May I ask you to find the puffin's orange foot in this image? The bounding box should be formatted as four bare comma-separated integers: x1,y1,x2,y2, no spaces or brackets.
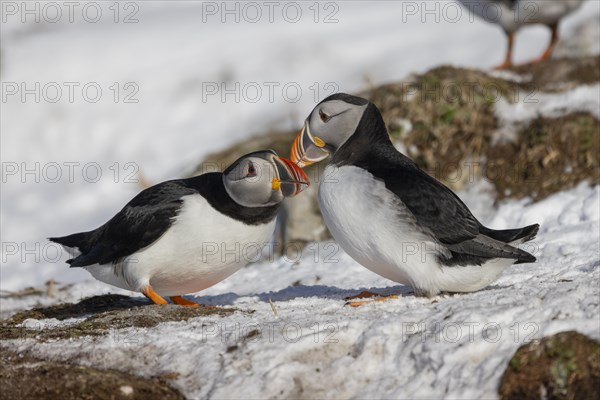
345,291,398,307
345,290,384,301
170,296,200,307
346,294,399,308
141,285,168,305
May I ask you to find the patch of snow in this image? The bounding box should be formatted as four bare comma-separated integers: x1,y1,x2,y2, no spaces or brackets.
1,183,598,399
17,317,83,329
492,83,600,144
487,70,532,83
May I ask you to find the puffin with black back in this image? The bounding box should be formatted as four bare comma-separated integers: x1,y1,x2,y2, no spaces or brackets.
50,150,309,306
291,93,539,305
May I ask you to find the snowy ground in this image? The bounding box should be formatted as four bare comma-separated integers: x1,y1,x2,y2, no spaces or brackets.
2,181,599,398
2,0,599,290
1,1,599,398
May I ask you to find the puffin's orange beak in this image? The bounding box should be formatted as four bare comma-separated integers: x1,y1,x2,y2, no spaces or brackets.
290,128,308,167
272,156,310,197
290,121,329,168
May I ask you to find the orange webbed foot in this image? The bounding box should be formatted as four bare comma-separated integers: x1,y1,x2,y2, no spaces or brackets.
170,296,201,307
344,291,398,307
141,285,168,305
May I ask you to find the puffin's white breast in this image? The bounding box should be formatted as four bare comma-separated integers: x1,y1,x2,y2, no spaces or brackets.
318,165,442,291
318,165,518,296
85,194,276,296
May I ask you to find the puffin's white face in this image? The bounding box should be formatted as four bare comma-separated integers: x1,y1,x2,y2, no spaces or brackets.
223,150,309,208
291,97,368,167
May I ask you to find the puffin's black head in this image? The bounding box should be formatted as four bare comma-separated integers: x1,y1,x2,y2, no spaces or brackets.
223,150,309,208
290,93,389,167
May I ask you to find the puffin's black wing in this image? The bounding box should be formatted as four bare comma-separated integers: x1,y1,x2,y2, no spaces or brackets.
366,156,480,245
362,150,537,264
50,176,208,267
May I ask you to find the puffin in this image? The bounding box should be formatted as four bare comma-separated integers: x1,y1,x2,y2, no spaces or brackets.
290,93,539,303
457,0,583,68
50,150,309,306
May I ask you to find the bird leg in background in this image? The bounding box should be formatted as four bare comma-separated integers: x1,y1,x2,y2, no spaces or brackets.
495,31,514,69
141,285,168,305
170,296,201,307
529,23,559,64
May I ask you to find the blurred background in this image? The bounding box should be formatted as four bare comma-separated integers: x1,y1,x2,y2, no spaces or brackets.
2,0,599,291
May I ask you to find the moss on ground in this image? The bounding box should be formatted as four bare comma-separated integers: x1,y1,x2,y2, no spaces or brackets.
0,294,236,342
0,346,184,399
490,112,599,199
499,331,600,400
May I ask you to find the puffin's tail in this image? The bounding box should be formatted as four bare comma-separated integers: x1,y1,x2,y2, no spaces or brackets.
480,223,539,245
49,232,92,266
478,223,540,264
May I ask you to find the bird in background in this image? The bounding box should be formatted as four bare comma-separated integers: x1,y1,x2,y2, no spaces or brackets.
457,0,584,68
291,93,539,306
50,151,309,306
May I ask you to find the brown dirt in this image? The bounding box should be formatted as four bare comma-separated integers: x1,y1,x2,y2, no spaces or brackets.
499,331,600,400
490,112,599,199
511,55,600,91
0,346,184,400
0,294,236,342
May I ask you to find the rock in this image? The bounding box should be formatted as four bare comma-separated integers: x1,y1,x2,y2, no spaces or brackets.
499,331,600,400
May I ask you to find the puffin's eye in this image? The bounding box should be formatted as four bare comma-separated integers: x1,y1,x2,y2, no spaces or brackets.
319,109,331,123
246,161,257,177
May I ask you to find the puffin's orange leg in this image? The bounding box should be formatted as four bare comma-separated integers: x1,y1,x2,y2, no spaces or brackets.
528,23,559,64
170,296,200,307
494,31,514,70
346,295,399,308
141,285,168,305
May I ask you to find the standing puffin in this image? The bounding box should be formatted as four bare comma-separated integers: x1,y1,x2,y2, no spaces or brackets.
457,0,583,68
291,93,539,302
50,151,309,306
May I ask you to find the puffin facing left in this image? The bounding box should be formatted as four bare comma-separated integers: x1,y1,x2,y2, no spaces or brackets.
50,150,309,306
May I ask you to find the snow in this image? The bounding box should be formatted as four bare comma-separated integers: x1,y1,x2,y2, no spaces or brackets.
2,182,599,399
493,83,600,141
1,1,599,398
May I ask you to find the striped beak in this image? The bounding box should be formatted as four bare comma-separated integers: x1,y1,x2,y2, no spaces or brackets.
272,156,310,197
290,120,329,168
